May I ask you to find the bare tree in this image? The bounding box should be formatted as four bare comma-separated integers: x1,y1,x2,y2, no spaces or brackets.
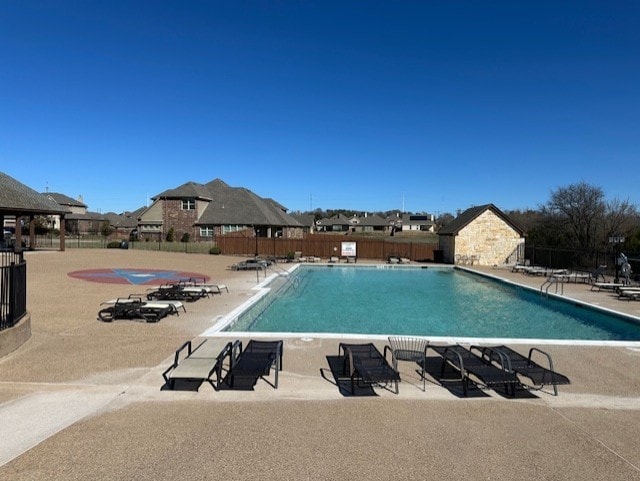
541,182,604,251
541,181,638,251
602,198,638,248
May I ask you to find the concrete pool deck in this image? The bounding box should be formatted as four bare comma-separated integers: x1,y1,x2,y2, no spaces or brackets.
1,250,640,479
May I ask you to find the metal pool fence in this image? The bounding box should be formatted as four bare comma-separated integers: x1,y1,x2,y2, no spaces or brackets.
0,250,26,331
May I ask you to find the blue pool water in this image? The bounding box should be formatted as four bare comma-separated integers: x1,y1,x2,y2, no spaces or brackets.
226,266,640,340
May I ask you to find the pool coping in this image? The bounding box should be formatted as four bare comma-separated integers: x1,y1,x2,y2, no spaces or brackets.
202,262,640,348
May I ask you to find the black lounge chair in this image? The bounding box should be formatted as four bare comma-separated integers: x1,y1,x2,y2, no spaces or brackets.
146,283,209,302
431,344,518,396
97,297,176,323
179,277,229,294
162,339,232,390
486,345,570,396
225,340,283,389
339,342,401,394
123,294,186,314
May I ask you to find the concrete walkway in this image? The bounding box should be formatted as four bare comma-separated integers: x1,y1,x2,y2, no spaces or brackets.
1,250,640,480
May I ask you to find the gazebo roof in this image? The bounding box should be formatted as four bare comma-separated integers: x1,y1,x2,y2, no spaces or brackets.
0,172,70,216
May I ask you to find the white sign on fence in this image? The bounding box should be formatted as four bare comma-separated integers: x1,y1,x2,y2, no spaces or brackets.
341,241,356,257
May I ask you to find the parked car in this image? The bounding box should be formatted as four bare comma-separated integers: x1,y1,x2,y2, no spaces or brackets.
1,227,19,249
231,258,271,271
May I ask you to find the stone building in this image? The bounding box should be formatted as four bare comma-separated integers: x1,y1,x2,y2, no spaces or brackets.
438,204,525,266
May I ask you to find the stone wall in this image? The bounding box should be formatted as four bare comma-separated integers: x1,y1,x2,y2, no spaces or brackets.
453,210,523,266
439,235,456,264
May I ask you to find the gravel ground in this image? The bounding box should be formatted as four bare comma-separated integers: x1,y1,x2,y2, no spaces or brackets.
1,249,640,480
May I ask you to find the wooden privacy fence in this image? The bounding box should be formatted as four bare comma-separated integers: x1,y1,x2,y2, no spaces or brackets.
214,234,437,262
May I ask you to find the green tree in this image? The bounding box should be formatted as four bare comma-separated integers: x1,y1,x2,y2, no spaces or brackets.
100,221,113,238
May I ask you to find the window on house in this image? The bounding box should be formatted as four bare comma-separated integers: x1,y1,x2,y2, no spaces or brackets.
199,227,214,237
141,224,161,232
222,224,247,233
182,199,196,210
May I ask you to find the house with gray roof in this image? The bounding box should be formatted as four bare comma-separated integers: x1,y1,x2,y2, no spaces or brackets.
349,214,392,233
43,193,103,235
315,214,352,233
438,203,525,266
316,213,396,234
44,193,87,213
137,178,303,241
290,213,316,234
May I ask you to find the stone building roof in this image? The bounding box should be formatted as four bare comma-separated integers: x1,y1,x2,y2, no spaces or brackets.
438,204,525,236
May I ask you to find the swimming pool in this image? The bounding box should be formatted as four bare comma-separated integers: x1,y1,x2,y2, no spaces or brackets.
221,265,640,341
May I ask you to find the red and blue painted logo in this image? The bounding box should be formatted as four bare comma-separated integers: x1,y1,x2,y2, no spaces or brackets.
68,268,209,285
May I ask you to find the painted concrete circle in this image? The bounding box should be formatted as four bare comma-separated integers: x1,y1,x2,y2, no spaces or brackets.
67,268,209,285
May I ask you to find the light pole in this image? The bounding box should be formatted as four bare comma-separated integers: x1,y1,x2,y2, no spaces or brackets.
254,225,259,258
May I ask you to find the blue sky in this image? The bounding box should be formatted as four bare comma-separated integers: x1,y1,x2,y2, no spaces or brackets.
1,1,639,216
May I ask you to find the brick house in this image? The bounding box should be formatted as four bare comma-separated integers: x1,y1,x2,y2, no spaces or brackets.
438,204,525,266
137,178,304,242
44,193,104,235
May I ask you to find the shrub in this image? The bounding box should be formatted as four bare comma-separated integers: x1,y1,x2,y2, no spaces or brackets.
181,232,190,243
166,227,175,242
107,241,122,248
209,246,222,255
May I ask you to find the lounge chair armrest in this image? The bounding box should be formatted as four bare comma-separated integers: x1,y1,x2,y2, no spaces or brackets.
162,340,193,383
338,343,355,376
383,345,394,364
161,365,174,383
441,347,465,373
528,347,555,371
174,340,193,363
472,345,512,371
230,340,243,369
213,342,233,390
